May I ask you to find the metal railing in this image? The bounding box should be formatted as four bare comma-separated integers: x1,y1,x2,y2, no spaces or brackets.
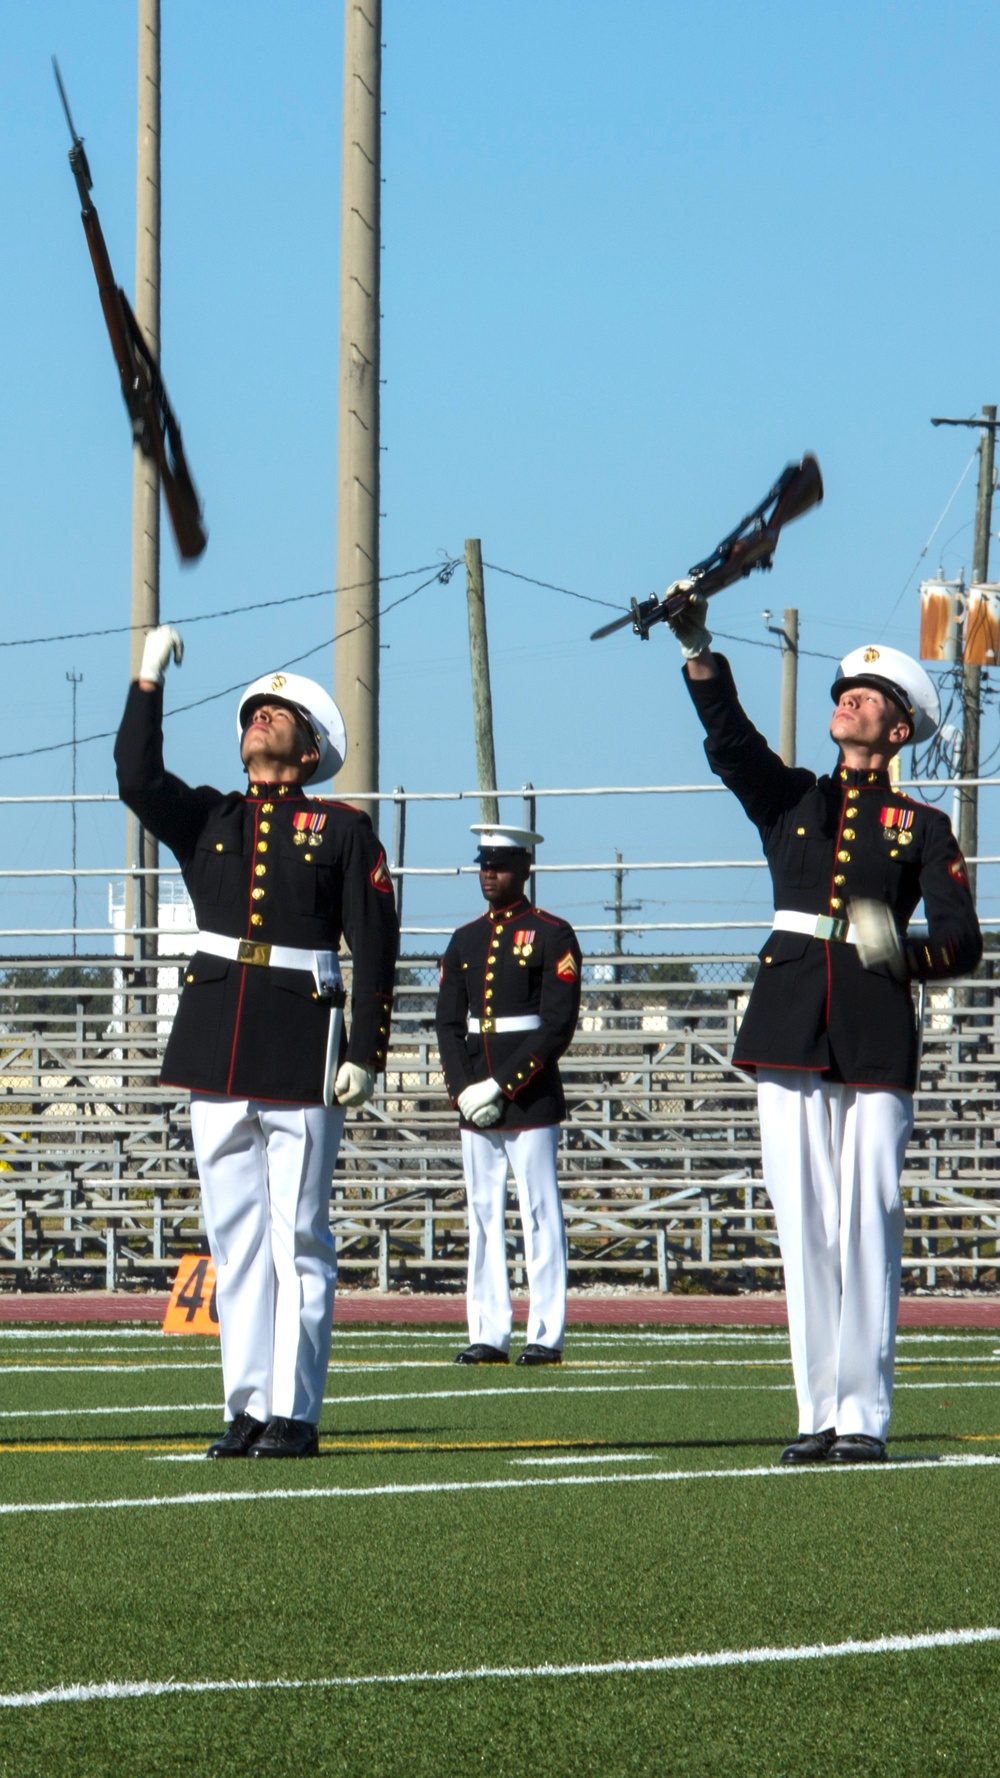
0,779,997,1293
0,951,997,1292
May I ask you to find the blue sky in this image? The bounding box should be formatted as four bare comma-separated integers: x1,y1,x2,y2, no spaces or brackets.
2,3,998,947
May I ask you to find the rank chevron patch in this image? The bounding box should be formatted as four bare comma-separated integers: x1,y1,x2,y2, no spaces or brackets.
556,950,579,982
370,854,394,894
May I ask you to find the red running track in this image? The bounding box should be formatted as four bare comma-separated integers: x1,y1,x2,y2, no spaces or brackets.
1,1292,1000,1328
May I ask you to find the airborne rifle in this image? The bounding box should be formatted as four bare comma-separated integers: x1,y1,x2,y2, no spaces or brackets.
591,454,823,642
53,59,207,562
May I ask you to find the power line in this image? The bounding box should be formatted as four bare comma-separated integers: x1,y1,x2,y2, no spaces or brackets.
712,627,841,664
0,563,458,764
878,450,978,637
484,561,843,659
483,561,625,613
0,560,456,652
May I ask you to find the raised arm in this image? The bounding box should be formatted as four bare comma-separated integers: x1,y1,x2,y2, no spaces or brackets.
114,682,222,866
683,652,815,833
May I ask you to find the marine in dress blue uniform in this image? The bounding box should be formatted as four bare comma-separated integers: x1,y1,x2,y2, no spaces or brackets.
115,628,399,1457
436,826,582,1364
666,595,981,1462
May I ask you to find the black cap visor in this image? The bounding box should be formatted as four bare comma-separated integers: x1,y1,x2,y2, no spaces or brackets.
240,695,318,745
477,847,531,869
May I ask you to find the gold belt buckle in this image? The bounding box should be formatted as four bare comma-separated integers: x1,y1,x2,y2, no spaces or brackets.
481,1017,495,1034
237,939,272,966
829,917,848,943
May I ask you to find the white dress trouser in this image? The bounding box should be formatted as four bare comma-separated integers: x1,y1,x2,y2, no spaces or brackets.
756,1070,913,1442
461,1125,567,1353
190,1096,345,1425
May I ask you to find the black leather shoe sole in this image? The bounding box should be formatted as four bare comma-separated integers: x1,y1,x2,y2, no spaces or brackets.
454,1345,509,1365
515,1346,563,1366
827,1434,887,1464
780,1429,837,1464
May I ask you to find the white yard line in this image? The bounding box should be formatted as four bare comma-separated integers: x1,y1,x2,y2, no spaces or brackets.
511,1453,658,1466
2,1452,999,1517
2,1624,998,1711
3,1374,998,1426
0,1364,219,1375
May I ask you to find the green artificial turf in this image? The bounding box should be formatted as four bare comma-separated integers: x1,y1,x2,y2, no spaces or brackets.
0,1323,998,1775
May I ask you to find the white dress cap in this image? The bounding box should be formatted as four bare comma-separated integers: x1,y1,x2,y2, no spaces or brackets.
237,673,348,782
831,645,941,744
470,823,544,851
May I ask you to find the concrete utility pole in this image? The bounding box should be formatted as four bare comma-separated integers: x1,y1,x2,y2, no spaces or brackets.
334,0,382,823
766,607,798,766
464,540,499,825
126,0,161,958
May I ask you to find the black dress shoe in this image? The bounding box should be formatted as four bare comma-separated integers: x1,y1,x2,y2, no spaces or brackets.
247,1417,319,1459
454,1344,509,1365
515,1344,563,1366
779,1428,837,1464
827,1433,888,1464
206,1412,268,1459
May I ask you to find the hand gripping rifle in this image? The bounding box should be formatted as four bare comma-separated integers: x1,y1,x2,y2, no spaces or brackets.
590,454,823,642
53,59,207,562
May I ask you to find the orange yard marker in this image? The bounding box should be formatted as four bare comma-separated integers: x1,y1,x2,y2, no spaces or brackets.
163,1256,220,1336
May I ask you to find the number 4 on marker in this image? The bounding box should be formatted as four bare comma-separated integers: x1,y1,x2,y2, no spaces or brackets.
163,1255,220,1336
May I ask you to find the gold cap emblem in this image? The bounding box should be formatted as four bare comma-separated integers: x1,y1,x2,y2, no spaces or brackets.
863,647,880,663
270,674,287,691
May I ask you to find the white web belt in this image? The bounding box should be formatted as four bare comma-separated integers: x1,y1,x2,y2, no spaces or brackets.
467,1015,543,1035
194,930,345,990
194,931,346,1111
771,910,858,945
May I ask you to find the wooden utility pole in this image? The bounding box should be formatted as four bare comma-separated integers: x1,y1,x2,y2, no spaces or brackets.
464,540,499,825
766,607,798,766
779,607,798,768
334,0,382,823
67,671,83,957
125,0,161,960
931,405,998,898
961,407,996,897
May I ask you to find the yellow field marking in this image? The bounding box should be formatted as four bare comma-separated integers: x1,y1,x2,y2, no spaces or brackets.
955,1433,1000,1442
0,1442,206,1455
0,1436,609,1458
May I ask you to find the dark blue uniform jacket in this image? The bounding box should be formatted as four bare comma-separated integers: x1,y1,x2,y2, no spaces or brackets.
115,684,399,1104
436,897,582,1129
686,656,982,1090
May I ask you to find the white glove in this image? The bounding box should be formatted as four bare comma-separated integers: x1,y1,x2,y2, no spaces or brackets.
664,585,712,661
458,1078,502,1122
470,1101,503,1129
848,899,907,981
334,1062,376,1107
139,625,184,685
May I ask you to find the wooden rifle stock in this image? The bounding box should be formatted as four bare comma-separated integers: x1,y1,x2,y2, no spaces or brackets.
591,454,823,641
55,59,207,562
